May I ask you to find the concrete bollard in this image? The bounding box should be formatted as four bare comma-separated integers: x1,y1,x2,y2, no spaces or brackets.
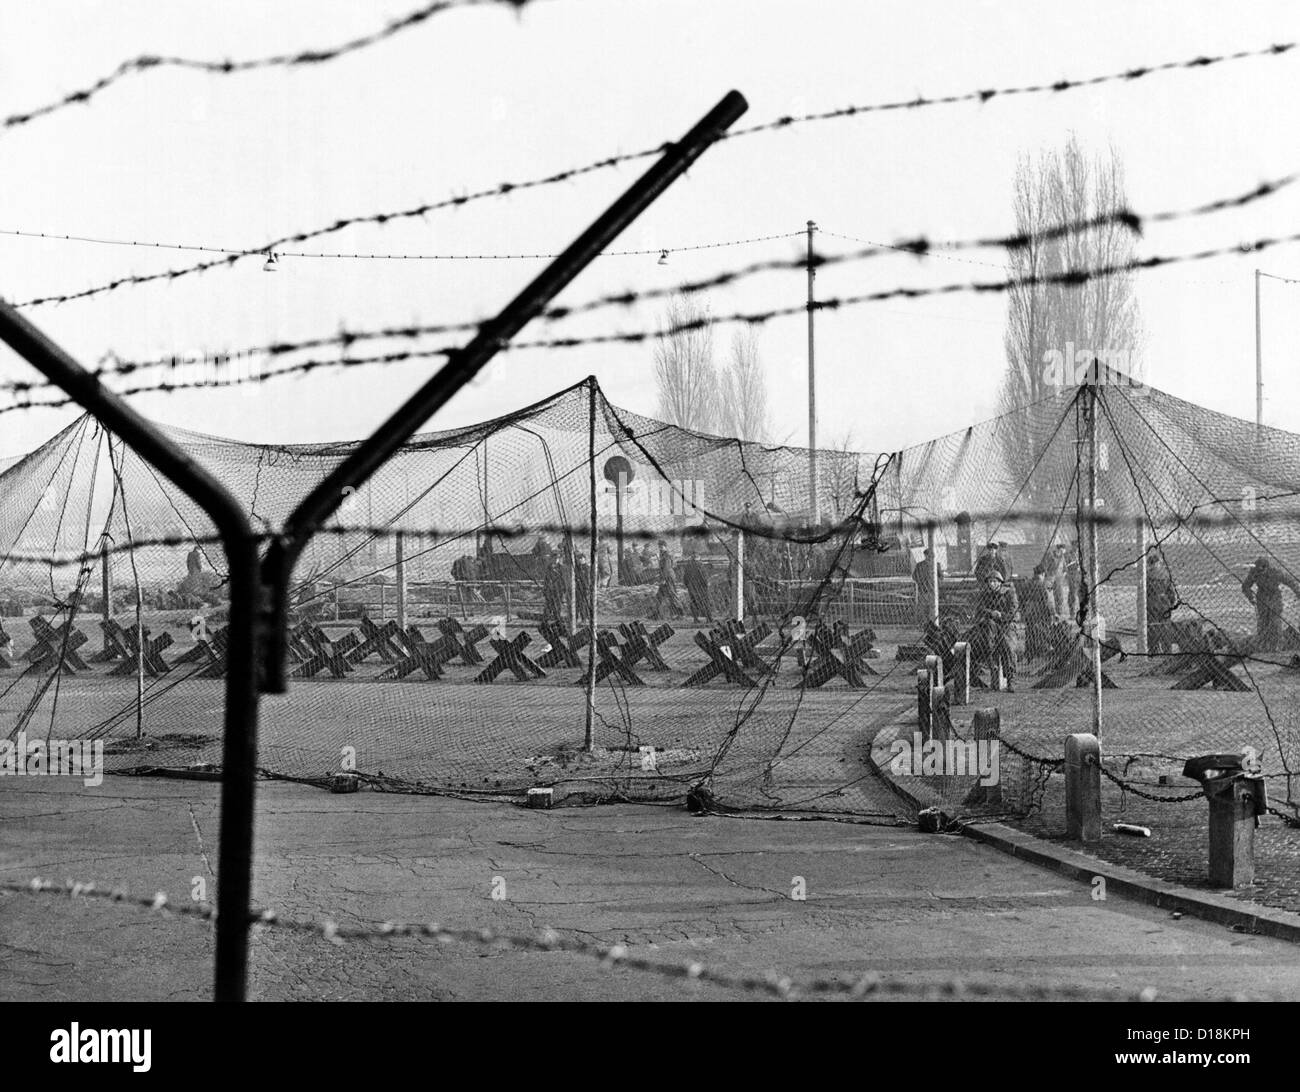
924,653,943,691
929,685,951,742
916,669,931,736
951,639,972,707
1064,733,1102,843
1207,777,1264,888
951,644,972,702
966,708,1002,807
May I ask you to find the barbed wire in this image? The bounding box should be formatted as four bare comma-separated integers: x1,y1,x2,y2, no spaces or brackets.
4,170,1292,400
0,227,803,262
2,0,535,132
819,227,1010,271
9,41,1295,310
724,42,1297,141
0,876,1205,1000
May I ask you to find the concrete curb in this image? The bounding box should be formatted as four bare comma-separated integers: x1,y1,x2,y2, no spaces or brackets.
868,721,1300,944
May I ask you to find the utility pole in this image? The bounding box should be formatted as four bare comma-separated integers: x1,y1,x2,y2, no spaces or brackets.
806,220,819,525
1087,383,1103,740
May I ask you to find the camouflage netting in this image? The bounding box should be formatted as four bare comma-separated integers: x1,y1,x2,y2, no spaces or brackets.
3,374,1299,839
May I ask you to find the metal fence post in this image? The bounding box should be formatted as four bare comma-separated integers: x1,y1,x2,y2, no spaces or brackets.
0,301,262,1003
0,87,747,1005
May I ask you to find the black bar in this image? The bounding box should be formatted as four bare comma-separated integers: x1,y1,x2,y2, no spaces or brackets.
260,89,749,691
0,304,261,1002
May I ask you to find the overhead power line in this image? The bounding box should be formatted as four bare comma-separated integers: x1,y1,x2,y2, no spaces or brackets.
4,225,1299,415
0,227,802,262
2,167,1287,402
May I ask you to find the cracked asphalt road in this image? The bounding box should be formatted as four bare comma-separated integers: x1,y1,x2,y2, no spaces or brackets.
3,776,1300,1001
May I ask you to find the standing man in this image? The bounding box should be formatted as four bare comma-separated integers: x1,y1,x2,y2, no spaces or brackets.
597,543,613,589
682,549,713,623
1021,564,1055,660
652,539,683,619
974,541,1011,586
1241,556,1300,651
1043,542,1073,622
639,542,655,584
911,547,943,626
975,570,1020,691
1145,551,1176,654
574,552,592,623
542,555,566,626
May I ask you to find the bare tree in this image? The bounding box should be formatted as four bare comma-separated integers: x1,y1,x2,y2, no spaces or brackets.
718,328,770,442
823,428,866,522
653,294,718,433
999,135,1142,506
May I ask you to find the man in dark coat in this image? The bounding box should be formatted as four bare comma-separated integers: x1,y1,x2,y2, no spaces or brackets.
652,540,683,619
542,556,567,625
974,570,1019,690
574,553,592,623
974,541,1011,587
682,550,712,623
1145,552,1176,653
1242,556,1300,651
1021,565,1055,661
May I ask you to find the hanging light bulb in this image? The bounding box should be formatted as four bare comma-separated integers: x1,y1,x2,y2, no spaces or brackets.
262,250,279,272
657,249,669,266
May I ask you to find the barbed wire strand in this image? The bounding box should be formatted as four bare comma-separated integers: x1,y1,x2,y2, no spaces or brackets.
4,169,1292,401
8,41,1295,309
2,0,535,132
1,210,1295,408
0,876,1216,1001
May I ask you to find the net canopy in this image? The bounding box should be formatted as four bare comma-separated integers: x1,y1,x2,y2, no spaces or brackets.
2,373,1298,861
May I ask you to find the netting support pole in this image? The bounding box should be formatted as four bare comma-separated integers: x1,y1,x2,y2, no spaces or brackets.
1135,517,1148,656
395,532,407,630
134,581,144,739
100,542,112,652
568,538,577,633
583,378,599,751
0,301,261,1004
926,522,939,623
806,219,819,526
1086,383,1103,740
733,527,745,622
1255,267,1263,429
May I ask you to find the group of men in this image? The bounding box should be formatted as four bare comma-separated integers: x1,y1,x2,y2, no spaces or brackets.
913,533,1300,689
539,539,716,624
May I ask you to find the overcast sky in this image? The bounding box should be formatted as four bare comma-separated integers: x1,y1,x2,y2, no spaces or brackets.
1,0,1297,460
